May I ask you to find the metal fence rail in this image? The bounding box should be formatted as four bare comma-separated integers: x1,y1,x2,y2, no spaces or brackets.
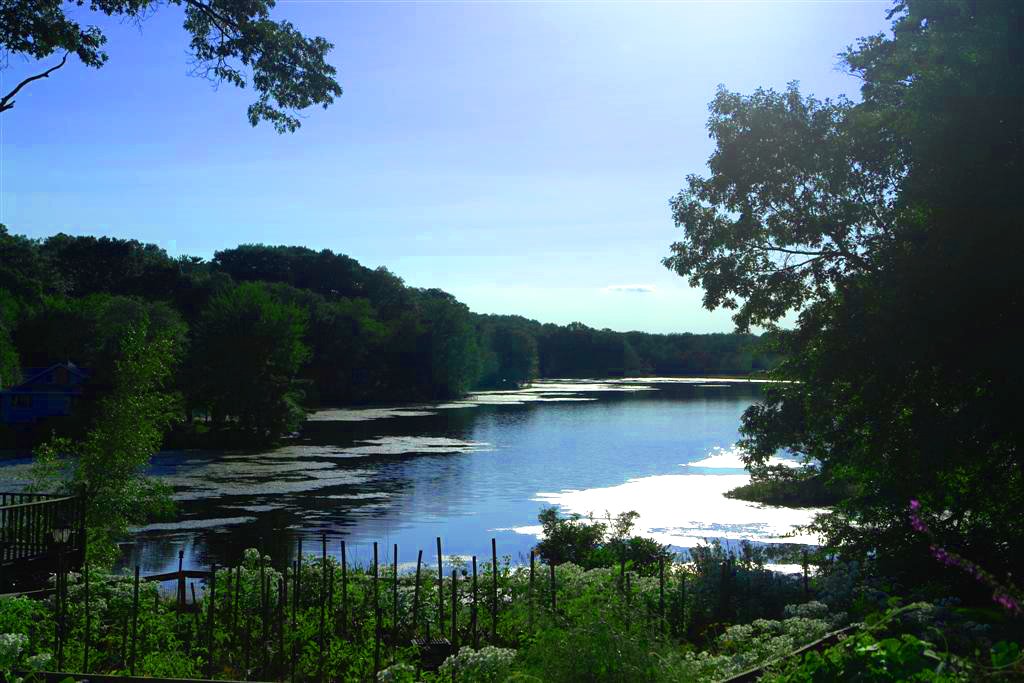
0,492,84,564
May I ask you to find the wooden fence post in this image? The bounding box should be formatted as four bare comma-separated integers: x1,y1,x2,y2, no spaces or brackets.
392,543,399,660
207,563,217,679
659,556,666,636
261,570,270,677
528,550,535,631
341,539,348,638
326,560,334,677
130,565,140,676
471,555,478,649
490,538,498,642
177,549,186,608
374,541,381,678
232,564,241,647
188,582,199,628
83,559,90,673
278,575,286,679
54,550,64,670
412,549,422,635
436,536,444,636
450,569,458,651
319,535,327,683
291,558,299,683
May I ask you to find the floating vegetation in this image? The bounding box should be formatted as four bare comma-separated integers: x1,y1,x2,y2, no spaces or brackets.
133,515,257,533
307,407,439,422
334,436,492,457
163,453,374,501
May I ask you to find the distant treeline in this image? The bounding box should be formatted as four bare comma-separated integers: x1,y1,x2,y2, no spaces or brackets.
0,228,779,443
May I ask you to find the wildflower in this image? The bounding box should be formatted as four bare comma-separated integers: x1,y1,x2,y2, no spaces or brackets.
910,499,1024,616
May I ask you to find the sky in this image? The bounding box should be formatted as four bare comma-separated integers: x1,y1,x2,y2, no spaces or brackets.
1,0,891,334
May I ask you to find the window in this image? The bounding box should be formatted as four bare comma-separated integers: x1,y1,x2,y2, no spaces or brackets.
12,395,32,409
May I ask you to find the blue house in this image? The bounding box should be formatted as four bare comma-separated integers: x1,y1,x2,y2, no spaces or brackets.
0,362,90,425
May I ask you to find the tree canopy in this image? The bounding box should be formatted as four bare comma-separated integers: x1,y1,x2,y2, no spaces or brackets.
2,228,779,449
0,0,342,131
665,0,1024,590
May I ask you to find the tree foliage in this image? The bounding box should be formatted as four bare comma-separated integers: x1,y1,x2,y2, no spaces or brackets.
32,322,178,566
0,0,342,131
190,282,309,442
665,0,1024,588
3,230,779,446
0,289,19,389
534,507,672,576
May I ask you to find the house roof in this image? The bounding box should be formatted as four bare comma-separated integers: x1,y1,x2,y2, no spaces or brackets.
13,362,90,389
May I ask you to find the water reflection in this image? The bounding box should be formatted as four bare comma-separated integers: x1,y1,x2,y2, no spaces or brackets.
3,380,812,573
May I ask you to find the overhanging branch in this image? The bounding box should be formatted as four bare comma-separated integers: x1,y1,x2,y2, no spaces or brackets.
0,53,70,113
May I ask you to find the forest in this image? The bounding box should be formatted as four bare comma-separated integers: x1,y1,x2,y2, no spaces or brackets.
0,230,777,446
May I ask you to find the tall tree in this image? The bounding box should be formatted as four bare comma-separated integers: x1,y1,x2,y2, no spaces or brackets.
0,0,342,132
33,323,179,566
190,282,309,442
415,290,481,398
0,289,20,388
664,0,1024,586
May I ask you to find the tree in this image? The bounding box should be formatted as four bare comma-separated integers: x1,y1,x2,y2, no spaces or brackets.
478,322,539,388
190,282,309,443
0,225,54,304
0,0,342,132
664,0,1024,588
413,289,481,399
39,234,181,300
0,290,20,388
33,323,179,566
662,83,892,333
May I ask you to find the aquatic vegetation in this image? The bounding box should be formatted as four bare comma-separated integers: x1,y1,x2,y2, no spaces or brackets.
334,437,492,457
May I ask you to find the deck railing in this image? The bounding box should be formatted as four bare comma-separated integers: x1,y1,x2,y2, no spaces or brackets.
0,492,84,563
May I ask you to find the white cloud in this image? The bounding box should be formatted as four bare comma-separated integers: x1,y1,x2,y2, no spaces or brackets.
602,284,657,293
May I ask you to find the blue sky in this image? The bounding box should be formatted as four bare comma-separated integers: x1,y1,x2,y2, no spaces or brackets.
1,0,890,333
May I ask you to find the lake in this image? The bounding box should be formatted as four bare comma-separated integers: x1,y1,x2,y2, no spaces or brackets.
0,378,820,574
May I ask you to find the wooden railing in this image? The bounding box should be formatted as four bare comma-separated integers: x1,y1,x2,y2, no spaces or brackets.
0,492,84,563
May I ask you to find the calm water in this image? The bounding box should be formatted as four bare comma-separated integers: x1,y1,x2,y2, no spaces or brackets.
1,379,820,574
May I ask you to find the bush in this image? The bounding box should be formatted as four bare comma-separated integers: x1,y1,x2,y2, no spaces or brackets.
534,508,672,576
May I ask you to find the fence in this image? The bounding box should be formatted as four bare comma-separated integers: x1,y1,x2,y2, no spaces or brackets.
1,534,815,681
0,492,85,566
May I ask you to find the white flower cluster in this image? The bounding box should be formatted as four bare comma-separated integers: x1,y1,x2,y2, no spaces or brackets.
376,661,416,682
25,652,54,671
0,632,28,667
438,645,516,682
782,600,831,620
673,604,843,680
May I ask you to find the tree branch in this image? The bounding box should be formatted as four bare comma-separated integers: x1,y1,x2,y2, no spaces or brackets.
182,0,241,34
0,53,70,113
